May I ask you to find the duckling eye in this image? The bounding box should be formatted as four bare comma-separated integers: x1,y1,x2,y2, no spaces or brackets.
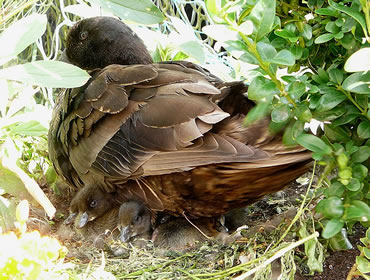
89,200,97,208
133,215,141,224
79,31,88,40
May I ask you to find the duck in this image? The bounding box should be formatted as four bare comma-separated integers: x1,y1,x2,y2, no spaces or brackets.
48,16,312,231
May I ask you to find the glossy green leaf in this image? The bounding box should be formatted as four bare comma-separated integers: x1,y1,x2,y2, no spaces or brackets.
0,14,47,65
342,72,370,94
288,81,306,100
0,61,90,88
271,104,290,123
346,200,370,222
346,178,361,191
352,146,370,162
344,48,370,72
329,228,353,251
248,76,279,102
328,68,344,84
322,219,344,239
323,197,344,219
316,90,346,112
290,45,304,59
325,21,341,34
245,0,276,41
179,41,205,64
296,134,333,154
325,124,351,142
256,42,277,60
315,7,338,16
274,29,299,42
324,181,345,198
328,0,367,39
88,0,164,24
294,104,312,122
314,33,335,44
357,121,370,139
352,164,368,180
266,49,295,66
302,24,312,40
356,256,370,274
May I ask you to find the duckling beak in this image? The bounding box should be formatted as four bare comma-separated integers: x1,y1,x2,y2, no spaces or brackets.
77,212,89,228
64,212,77,225
119,226,132,242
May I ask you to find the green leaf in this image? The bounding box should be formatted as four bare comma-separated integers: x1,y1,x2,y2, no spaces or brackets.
245,0,276,41
352,164,368,179
239,20,254,35
302,24,312,40
314,33,335,44
294,104,312,122
88,0,164,24
274,29,299,42
290,45,304,59
328,0,368,40
322,219,344,239
320,197,345,219
266,49,295,66
288,81,306,100
329,228,354,251
324,181,345,198
271,104,290,123
328,68,344,84
346,178,361,192
0,61,90,88
344,48,370,72
325,125,351,142
0,196,16,232
315,7,338,16
248,76,279,102
202,24,238,41
8,120,47,137
357,121,370,139
316,90,346,112
0,14,47,65
356,256,370,274
205,0,224,23
325,21,341,34
346,200,370,222
256,42,277,60
342,72,370,94
296,134,333,154
352,146,370,162
179,41,205,64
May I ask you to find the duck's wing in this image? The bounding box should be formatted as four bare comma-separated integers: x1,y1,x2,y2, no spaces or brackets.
49,63,270,190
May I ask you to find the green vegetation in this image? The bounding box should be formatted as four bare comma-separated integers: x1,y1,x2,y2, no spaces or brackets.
0,0,369,279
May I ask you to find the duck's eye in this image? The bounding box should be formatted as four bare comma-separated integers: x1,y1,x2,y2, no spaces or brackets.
134,215,141,224
79,31,88,40
89,200,97,208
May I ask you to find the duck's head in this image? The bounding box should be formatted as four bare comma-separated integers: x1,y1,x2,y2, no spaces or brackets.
65,16,153,70
65,184,118,228
118,201,152,242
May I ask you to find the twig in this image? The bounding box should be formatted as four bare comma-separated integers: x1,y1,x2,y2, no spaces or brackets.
182,211,211,239
234,232,320,280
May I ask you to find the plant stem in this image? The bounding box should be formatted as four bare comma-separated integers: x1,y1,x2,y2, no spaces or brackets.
337,87,368,118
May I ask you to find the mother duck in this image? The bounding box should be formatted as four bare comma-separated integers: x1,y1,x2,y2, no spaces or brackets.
49,17,312,227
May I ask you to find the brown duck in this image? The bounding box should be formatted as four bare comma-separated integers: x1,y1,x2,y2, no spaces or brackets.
49,17,312,230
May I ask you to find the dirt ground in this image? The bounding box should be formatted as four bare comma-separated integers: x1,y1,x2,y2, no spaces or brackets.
28,172,366,279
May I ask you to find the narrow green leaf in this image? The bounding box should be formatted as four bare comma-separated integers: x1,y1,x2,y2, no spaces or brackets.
315,7,338,16
0,14,47,65
8,120,47,137
344,48,370,72
246,0,276,41
314,33,335,44
316,90,346,112
322,219,344,239
357,121,370,139
328,0,367,38
296,134,333,154
88,0,164,24
248,76,279,102
0,61,90,88
325,124,351,142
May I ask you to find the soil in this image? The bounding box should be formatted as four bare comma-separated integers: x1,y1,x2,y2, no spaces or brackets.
26,172,367,279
